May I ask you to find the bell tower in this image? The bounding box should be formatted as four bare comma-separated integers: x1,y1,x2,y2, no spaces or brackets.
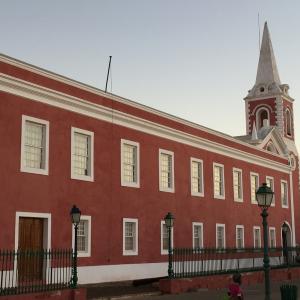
244,22,295,142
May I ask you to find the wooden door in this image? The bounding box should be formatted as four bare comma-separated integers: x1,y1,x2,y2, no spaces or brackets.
18,217,44,281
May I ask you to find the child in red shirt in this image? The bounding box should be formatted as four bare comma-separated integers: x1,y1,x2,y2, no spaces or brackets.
228,273,244,300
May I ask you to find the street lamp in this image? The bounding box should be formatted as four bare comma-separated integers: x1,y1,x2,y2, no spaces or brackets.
256,183,274,300
164,212,174,278
70,205,81,288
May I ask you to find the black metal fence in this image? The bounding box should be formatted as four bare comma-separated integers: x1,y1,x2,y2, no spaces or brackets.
171,247,300,278
0,249,73,296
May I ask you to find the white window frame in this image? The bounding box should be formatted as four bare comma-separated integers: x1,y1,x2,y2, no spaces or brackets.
233,168,243,202
20,115,49,175
281,180,288,208
250,172,259,204
269,227,276,248
72,215,91,257
159,149,175,193
120,139,140,188
123,218,138,256
213,163,225,200
235,225,245,249
266,176,275,207
71,127,94,182
216,223,226,249
190,158,204,197
161,220,173,255
192,222,204,248
253,226,261,248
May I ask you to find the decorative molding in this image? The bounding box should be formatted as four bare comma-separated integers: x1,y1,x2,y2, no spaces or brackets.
0,73,290,174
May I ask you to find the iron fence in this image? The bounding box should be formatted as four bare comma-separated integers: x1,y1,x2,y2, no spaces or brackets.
0,249,73,296
171,247,300,278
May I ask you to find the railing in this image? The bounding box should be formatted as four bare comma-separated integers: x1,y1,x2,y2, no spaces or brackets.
0,249,73,296
171,247,300,278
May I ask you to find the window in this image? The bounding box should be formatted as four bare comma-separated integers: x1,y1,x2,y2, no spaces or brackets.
216,224,225,249
190,158,204,196
21,115,49,175
236,225,244,249
123,218,138,255
233,168,243,202
253,226,261,248
161,220,173,255
266,176,275,207
159,149,174,192
281,180,288,208
286,109,292,136
192,222,203,248
256,108,269,130
250,172,259,204
71,127,94,181
269,227,276,248
72,216,91,257
213,163,225,199
121,139,140,188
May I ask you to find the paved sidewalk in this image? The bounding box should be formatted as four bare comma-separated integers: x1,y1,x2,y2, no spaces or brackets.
86,280,300,300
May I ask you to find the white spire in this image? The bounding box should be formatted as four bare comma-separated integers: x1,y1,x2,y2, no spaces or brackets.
251,121,258,140
255,22,281,85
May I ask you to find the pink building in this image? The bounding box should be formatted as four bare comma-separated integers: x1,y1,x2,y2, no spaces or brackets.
0,22,298,284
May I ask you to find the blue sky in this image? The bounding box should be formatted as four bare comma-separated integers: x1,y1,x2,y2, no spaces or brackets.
1,0,300,148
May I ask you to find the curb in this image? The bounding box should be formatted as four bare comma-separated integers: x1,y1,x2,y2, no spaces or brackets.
91,291,161,300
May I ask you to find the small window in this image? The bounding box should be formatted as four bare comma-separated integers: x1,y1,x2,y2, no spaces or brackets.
236,225,244,249
71,127,94,181
250,172,259,204
233,168,243,202
159,149,174,193
121,139,140,188
216,224,225,249
266,176,275,207
286,109,292,136
21,115,49,175
123,218,138,256
190,158,204,197
161,220,173,255
192,222,203,248
253,226,261,248
213,163,225,199
281,180,288,208
72,216,91,257
269,227,276,248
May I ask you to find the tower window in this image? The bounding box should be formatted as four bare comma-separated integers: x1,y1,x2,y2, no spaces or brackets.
286,109,292,136
260,87,265,92
256,108,269,130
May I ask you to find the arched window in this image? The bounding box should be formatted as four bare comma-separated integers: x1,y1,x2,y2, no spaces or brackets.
256,108,269,130
286,109,292,136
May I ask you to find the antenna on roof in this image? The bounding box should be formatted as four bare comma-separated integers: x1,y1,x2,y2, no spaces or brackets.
105,56,112,93
258,13,261,52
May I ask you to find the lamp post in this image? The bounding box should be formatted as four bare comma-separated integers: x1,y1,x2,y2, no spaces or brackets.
164,212,174,278
70,205,81,289
256,183,274,300
282,222,289,265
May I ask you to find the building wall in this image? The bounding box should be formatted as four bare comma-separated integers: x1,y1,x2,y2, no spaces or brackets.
0,56,298,283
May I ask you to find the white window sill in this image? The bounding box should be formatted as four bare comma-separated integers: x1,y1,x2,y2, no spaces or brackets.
191,192,204,197
214,195,225,200
21,166,48,176
123,251,138,256
121,181,140,188
71,174,94,182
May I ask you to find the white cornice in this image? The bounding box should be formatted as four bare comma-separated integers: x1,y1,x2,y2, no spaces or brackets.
0,72,290,173
0,53,280,150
